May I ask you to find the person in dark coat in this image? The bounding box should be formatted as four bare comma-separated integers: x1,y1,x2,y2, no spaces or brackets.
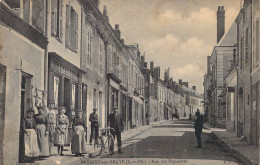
89,108,99,145
108,107,124,154
194,109,203,148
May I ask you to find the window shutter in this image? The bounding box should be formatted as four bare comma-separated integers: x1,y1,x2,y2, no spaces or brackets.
58,0,63,39
66,4,71,48
48,73,55,104
51,0,57,36
75,12,78,52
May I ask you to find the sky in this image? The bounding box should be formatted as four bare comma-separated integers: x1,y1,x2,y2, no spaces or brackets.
99,0,241,94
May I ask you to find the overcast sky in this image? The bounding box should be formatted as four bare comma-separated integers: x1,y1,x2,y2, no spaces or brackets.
99,0,241,94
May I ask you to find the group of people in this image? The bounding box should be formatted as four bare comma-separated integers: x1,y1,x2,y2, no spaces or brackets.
23,99,124,162
23,101,89,162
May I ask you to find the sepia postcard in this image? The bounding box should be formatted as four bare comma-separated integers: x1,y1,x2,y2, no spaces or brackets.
0,0,259,164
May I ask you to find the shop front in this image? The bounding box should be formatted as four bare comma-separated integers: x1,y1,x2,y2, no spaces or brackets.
48,53,84,144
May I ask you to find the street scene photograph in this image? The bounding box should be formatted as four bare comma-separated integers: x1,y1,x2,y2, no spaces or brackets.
0,0,259,164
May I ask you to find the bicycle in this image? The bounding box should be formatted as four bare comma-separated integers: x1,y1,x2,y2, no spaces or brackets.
93,127,114,157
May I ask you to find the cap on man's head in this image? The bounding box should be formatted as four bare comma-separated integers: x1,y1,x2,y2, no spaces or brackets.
93,108,97,111
112,107,118,111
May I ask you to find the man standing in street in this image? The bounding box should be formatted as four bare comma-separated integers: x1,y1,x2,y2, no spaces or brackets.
194,109,203,148
89,108,99,145
108,107,124,154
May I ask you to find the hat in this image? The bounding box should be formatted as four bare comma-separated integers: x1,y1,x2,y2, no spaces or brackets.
37,105,44,110
93,108,97,111
76,109,83,112
27,108,35,113
112,107,118,110
59,107,66,111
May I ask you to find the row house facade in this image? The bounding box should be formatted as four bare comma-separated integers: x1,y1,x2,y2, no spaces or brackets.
0,0,48,163
205,0,259,146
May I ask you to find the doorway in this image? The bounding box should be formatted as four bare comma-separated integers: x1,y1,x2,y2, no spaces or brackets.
19,72,32,163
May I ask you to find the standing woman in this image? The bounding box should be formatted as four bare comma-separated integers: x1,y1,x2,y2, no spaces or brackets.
55,107,69,156
71,110,88,156
34,106,50,157
23,108,39,162
46,102,58,155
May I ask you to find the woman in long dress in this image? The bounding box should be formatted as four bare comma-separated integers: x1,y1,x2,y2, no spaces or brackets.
71,110,88,156
47,102,58,155
55,107,69,156
34,106,50,157
23,108,39,162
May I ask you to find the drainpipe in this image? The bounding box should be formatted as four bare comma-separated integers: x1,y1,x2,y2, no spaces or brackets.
44,0,49,101
249,2,253,144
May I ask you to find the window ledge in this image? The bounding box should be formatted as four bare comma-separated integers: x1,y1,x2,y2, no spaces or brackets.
55,36,63,43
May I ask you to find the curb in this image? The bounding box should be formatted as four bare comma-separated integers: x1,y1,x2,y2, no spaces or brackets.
209,132,256,165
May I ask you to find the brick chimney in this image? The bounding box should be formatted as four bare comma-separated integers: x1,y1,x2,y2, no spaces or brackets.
103,5,109,21
179,79,183,86
217,6,225,44
192,86,196,91
114,24,121,39
150,61,154,74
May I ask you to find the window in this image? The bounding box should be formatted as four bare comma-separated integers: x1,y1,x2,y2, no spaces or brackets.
71,83,76,110
86,30,92,64
54,75,60,107
21,0,45,34
51,0,63,40
66,5,78,52
245,28,249,65
99,37,103,74
93,89,97,108
240,36,244,70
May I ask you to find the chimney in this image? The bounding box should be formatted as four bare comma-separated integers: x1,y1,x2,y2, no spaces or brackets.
93,0,100,8
179,79,183,86
183,82,188,88
192,86,196,91
103,5,109,21
217,6,225,44
114,24,121,39
150,61,154,74
207,56,211,74
144,62,147,68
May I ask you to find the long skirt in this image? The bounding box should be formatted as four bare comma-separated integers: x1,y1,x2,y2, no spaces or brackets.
71,126,88,154
36,124,50,156
49,125,58,155
55,125,68,146
24,129,39,157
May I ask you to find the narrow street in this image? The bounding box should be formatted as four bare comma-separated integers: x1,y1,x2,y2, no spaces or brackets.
101,120,241,164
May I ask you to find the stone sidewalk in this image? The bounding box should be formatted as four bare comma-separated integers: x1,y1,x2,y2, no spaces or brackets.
203,122,259,165
35,120,167,164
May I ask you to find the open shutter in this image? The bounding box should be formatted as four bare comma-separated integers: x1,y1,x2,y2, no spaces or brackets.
48,73,55,104
75,12,78,52
65,4,71,48
58,0,63,39
51,0,57,36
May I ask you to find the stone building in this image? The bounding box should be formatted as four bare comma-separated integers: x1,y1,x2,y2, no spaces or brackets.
0,1,48,163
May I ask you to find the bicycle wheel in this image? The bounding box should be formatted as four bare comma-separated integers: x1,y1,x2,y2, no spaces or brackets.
107,135,114,154
94,136,103,156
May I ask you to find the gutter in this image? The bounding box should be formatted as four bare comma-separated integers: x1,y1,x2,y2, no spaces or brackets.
44,0,49,100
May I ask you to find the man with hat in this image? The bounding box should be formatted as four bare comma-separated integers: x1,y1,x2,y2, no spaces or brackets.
89,108,99,145
108,107,124,154
194,109,204,148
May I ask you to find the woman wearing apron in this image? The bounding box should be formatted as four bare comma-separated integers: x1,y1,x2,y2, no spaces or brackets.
23,108,39,162
34,106,50,157
71,110,88,156
55,107,69,156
